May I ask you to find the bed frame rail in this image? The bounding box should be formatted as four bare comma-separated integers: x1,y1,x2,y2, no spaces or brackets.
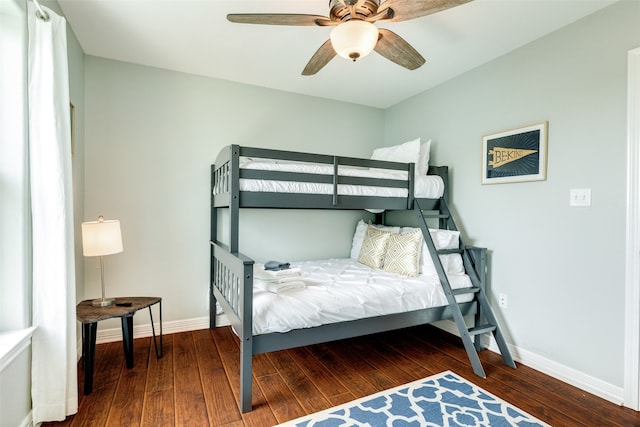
253,299,479,355
212,145,416,210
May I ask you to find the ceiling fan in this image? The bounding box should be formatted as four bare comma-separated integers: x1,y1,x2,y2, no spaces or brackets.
227,0,473,75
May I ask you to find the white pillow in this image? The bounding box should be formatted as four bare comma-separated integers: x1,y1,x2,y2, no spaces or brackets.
439,254,465,275
417,139,432,175
383,229,423,277
370,138,420,165
400,227,462,275
424,229,461,275
350,220,401,259
358,226,393,269
429,228,460,250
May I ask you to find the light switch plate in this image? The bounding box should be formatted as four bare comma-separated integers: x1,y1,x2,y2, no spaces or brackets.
570,188,591,207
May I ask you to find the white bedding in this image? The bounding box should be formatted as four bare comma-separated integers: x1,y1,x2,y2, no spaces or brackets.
237,158,445,199
252,258,472,335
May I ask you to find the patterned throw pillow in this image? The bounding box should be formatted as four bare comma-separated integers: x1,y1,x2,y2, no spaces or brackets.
350,220,401,259
358,226,392,269
383,229,423,277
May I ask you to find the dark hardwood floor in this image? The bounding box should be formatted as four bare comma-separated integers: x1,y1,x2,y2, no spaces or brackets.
43,324,639,426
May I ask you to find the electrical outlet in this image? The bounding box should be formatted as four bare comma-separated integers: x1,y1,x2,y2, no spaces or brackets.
498,293,508,308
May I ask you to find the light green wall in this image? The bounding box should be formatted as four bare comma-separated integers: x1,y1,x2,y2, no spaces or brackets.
64,4,86,303
383,0,640,389
83,57,383,327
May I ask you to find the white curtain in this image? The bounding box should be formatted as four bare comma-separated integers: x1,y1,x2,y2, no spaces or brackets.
28,2,78,423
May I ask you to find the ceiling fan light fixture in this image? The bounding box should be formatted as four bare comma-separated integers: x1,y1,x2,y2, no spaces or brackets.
330,20,378,62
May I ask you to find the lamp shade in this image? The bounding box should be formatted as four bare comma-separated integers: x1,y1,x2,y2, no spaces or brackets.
81,216,123,257
330,20,378,61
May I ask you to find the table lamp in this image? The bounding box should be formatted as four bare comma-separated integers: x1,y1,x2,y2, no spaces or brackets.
82,215,123,307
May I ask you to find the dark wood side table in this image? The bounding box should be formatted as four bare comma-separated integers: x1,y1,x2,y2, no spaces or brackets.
76,296,163,395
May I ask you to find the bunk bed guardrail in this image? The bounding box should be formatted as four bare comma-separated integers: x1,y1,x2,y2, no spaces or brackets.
212,145,418,211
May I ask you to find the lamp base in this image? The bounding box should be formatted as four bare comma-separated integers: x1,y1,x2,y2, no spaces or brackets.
92,297,115,307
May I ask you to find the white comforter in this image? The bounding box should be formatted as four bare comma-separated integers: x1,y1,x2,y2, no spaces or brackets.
252,258,472,335
238,158,445,199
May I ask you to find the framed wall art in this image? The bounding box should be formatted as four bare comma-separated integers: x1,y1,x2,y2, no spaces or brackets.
481,121,548,184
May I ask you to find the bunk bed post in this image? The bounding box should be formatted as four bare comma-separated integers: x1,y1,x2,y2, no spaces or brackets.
210,164,218,329
428,166,449,229
407,163,415,209
239,260,254,413
438,198,449,230
332,157,338,206
230,145,240,253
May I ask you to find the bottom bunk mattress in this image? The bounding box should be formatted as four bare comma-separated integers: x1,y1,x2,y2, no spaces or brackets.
250,258,473,336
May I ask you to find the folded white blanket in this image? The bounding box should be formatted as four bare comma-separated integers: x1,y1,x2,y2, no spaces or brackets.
258,275,304,284
254,264,302,280
254,279,306,293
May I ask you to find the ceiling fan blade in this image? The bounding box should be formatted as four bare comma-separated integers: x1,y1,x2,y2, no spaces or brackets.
227,14,334,26
377,0,473,22
302,40,337,76
374,29,425,70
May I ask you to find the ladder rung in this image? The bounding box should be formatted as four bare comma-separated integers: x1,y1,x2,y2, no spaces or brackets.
468,324,496,337
437,248,463,255
453,286,481,296
421,213,450,219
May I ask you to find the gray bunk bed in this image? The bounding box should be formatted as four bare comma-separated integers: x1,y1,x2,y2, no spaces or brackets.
210,144,515,413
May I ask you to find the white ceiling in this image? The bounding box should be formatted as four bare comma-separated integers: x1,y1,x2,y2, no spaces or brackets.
58,0,617,109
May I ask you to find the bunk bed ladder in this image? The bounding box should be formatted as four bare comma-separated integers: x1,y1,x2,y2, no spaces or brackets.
414,199,516,377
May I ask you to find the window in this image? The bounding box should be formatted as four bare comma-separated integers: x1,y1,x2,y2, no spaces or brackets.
0,0,31,333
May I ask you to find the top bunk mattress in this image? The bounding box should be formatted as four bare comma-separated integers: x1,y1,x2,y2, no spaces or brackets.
251,258,472,336
238,158,445,199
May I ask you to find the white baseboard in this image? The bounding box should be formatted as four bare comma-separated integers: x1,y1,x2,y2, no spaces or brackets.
90,315,624,408
94,314,230,344
433,320,624,407
20,411,32,427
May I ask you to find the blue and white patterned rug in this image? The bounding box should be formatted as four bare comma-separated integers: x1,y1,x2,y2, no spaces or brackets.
277,371,551,427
